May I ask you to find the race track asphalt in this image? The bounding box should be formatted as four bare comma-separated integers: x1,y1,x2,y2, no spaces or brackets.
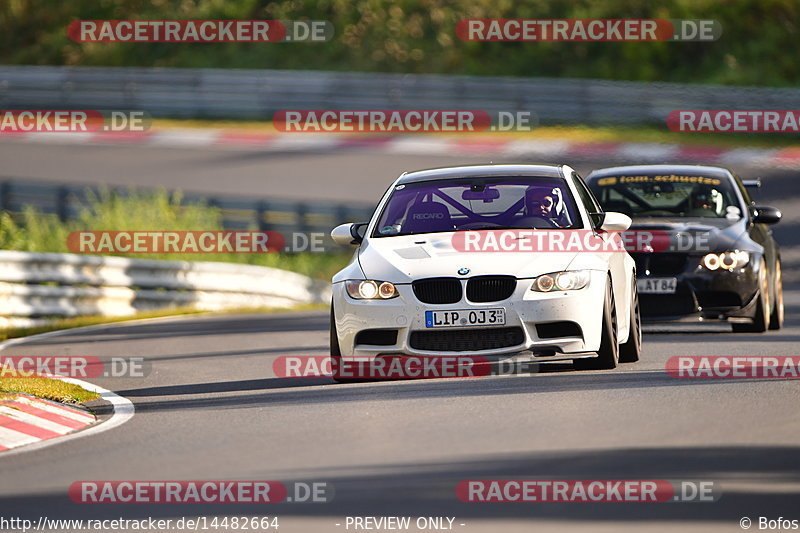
0,138,798,532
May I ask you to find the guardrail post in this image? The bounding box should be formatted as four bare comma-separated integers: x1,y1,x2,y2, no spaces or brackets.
56,186,69,222
296,203,309,235
0,182,9,212
257,201,269,231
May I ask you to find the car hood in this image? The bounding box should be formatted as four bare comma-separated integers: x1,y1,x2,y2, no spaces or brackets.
627,217,748,253
358,233,579,283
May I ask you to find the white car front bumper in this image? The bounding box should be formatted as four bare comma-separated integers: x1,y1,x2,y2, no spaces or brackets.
332,270,607,361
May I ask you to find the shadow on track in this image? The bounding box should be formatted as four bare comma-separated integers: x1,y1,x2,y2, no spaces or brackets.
17,313,330,346
3,446,798,524
114,366,768,412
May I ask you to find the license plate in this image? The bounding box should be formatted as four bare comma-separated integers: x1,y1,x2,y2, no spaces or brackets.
425,308,506,328
637,277,677,294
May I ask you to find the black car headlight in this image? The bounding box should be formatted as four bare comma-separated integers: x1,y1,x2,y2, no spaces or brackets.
345,280,399,299
701,250,750,271
530,271,590,292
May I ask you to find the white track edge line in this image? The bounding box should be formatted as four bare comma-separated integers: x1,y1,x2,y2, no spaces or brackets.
0,322,151,456
0,375,134,457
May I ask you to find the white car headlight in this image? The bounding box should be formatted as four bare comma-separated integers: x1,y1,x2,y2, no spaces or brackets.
530,271,590,292
701,250,750,271
345,280,399,299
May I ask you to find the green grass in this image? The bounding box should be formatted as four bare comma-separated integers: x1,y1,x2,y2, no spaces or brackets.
0,187,351,280
0,187,339,348
0,379,100,404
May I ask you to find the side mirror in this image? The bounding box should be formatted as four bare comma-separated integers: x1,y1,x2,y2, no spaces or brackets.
752,206,781,225
599,212,632,232
331,222,368,245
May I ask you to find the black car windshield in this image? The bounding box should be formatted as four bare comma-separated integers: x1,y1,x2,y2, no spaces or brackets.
588,173,742,218
372,177,582,237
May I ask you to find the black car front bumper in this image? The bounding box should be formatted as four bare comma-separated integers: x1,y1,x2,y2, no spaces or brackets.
632,252,760,323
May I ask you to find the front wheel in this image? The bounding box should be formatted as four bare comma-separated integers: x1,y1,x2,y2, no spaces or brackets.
619,280,641,363
329,305,352,383
733,260,769,333
575,278,619,370
769,259,784,330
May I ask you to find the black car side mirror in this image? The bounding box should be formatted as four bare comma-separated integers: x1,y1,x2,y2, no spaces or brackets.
752,206,781,225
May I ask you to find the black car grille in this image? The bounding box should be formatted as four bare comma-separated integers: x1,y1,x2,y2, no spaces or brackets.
466,276,517,303
409,327,525,352
412,277,462,304
640,285,696,317
696,291,742,308
631,253,688,276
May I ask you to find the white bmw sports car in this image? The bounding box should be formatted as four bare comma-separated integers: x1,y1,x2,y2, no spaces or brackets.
330,164,641,373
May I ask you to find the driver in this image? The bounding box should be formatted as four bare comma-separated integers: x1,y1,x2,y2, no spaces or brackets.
524,186,568,227
689,185,722,214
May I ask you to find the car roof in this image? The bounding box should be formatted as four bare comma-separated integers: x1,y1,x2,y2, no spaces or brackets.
396,164,566,185
585,164,734,180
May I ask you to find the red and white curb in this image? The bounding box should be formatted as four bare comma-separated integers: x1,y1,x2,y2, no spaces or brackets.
2,129,799,169
0,329,135,456
0,393,95,451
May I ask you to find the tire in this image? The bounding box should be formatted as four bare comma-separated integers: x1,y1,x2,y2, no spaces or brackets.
619,280,641,363
329,305,351,383
575,278,619,370
330,305,341,356
732,260,769,333
768,259,784,330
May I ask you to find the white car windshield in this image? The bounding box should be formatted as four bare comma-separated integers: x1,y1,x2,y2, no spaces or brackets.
373,177,583,237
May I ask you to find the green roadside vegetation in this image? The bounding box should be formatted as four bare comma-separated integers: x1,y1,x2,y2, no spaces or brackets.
2,0,798,86
0,188,352,281
0,378,100,404
0,186,342,345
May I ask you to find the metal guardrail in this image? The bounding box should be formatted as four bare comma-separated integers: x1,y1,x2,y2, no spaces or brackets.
0,179,374,235
2,65,800,125
0,250,331,327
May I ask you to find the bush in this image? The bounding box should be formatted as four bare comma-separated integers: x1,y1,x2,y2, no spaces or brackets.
0,188,349,280
1,0,798,86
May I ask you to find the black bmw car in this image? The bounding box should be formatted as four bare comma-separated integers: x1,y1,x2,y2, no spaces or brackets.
585,164,783,332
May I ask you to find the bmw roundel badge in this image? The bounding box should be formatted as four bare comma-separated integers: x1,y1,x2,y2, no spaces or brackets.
458,267,470,276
